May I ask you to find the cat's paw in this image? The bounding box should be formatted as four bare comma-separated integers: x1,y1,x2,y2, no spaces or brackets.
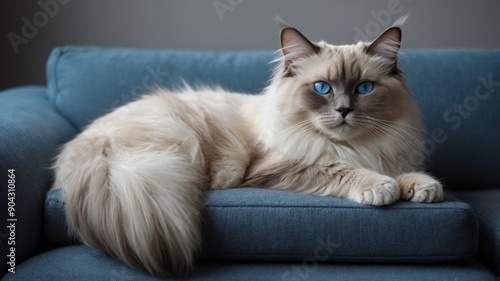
348,173,400,206
397,172,444,203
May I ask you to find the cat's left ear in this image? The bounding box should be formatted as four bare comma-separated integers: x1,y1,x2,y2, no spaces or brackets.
366,27,401,61
280,27,320,74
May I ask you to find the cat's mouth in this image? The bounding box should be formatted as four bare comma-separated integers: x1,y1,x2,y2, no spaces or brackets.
317,117,354,138
333,120,351,129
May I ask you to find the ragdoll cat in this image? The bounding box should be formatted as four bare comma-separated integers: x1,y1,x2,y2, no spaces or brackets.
53,19,443,276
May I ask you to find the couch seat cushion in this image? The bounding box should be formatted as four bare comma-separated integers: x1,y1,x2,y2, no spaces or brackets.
46,188,478,263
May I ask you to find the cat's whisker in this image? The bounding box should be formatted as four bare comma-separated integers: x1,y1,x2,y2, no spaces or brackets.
361,124,422,158
369,124,422,151
358,114,428,134
296,113,425,155
357,118,425,153
275,118,318,141
355,115,421,142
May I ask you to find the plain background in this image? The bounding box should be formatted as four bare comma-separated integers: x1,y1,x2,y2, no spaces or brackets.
1,0,500,91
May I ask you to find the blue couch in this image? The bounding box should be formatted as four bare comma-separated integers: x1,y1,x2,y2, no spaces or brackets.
1,47,499,281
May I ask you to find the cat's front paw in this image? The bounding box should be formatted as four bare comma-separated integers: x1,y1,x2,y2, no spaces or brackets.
397,172,444,203
348,173,400,206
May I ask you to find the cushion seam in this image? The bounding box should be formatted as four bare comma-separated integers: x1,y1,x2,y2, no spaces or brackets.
51,48,64,100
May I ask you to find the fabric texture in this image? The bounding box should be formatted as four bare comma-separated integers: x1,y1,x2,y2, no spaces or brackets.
402,50,500,190
3,245,496,281
452,190,500,276
46,187,478,263
0,86,78,274
46,46,274,129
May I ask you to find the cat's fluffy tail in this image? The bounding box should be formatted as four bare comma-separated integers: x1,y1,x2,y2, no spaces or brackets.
53,136,206,276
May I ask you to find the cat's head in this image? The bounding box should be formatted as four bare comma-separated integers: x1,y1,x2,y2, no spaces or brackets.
266,19,421,143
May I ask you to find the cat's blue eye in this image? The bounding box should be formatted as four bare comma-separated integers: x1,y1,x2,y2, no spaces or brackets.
314,81,331,95
356,81,374,95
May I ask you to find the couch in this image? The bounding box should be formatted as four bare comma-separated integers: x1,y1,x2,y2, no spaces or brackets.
0,47,499,281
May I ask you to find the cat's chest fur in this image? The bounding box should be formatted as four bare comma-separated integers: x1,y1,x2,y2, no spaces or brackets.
252,128,412,179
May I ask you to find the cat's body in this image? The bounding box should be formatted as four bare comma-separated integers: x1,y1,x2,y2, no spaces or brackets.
53,20,443,276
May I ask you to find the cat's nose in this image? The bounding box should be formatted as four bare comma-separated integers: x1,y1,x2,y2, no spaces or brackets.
336,107,354,118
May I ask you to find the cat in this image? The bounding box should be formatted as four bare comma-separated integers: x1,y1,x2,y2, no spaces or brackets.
52,18,443,276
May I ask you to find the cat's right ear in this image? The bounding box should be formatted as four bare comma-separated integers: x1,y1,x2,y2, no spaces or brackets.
280,27,320,74
366,27,402,61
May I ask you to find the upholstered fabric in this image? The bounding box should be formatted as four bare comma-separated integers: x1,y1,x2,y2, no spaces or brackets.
402,50,500,190
3,245,496,281
0,86,77,274
46,46,273,129
452,190,500,276
46,187,478,263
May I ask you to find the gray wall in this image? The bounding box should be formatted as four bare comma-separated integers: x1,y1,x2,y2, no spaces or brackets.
2,0,500,90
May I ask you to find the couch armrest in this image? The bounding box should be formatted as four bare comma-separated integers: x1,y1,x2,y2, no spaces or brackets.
0,86,77,275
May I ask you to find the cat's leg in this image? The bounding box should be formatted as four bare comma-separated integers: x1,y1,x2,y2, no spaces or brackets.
245,161,399,206
397,172,444,203
318,163,400,206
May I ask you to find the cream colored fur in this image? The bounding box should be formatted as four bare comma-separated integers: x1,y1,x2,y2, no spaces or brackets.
53,20,443,276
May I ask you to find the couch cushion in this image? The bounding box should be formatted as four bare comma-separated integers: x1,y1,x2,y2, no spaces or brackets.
46,188,478,263
46,46,273,130
46,47,500,189
5,245,497,281
452,190,500,276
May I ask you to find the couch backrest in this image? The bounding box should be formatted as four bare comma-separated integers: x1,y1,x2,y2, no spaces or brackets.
46,46,274,128
46,46,500,189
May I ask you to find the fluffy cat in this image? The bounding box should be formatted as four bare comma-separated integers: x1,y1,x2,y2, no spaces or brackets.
53,19,443,276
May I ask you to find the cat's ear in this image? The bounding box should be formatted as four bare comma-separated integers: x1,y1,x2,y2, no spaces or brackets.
366,27,401,61
280,27,320,74
280,27,319,61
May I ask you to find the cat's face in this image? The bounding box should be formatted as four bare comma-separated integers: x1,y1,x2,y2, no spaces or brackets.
271,25,420,142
